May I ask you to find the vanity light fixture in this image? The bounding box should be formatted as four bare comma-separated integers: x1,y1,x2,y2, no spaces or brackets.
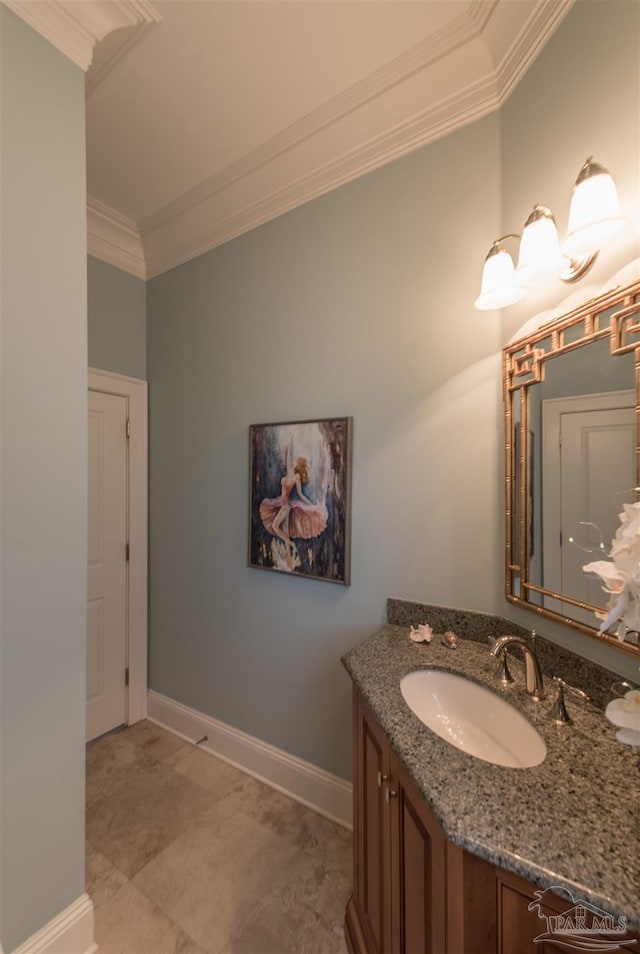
563,156,625,256
474,235,526,310
515,204,593,285
475,158,624,311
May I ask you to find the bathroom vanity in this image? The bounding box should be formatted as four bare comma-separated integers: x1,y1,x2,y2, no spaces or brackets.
342,603,640,954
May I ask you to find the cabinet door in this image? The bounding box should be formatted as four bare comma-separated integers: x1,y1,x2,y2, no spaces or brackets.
496,867,639,954
499,873,562,954
389,750,446,954
355,691,392,954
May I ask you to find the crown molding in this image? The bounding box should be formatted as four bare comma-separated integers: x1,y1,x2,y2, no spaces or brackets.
87,196,146,279
496,0,574,101
140,2,487,235
469,0,501,30
144,73,500,279
87,0,573,280
2,0,161,71
86,18,156,96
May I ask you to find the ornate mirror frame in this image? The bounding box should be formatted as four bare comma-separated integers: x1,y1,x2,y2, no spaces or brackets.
504,278,640,657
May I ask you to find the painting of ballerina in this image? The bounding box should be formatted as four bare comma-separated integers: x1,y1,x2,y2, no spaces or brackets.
249,418,352,584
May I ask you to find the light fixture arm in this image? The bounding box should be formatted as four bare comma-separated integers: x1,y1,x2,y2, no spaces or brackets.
525,204,554,223
492,233,521,248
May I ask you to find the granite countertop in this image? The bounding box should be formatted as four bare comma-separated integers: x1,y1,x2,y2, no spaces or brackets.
342,620,640,932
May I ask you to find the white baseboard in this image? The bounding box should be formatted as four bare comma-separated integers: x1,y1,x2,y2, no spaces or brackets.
147,689,353,830
12,894,96,954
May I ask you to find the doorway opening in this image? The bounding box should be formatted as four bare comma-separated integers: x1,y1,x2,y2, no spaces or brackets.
87,368,147,741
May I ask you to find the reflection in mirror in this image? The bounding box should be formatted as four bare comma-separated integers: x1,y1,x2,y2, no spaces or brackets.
504,280,640,656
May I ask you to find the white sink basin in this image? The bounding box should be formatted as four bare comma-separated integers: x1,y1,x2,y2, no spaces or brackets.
400,669,546,768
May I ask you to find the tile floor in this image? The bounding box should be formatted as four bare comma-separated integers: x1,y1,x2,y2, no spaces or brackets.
86,720,352,954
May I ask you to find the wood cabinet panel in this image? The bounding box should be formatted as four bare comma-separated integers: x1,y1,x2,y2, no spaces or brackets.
355,691,391,954
390,750,445,954
398,798,429,954
459,849,496,954
363,723,386,951
497,866,638,954
499,877,542,954
353,691,446,954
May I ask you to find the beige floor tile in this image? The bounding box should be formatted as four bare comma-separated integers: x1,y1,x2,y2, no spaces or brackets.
87,757,213,879
222,903,347,954
86,730,157,812
123,720,195,764
221,849,350,954
133,801,299,953
94,881,206,954
86,724,352,954
286,849,352,937
217,773,352,883
166,747,244,798
298,815,352,888
86,841,129,908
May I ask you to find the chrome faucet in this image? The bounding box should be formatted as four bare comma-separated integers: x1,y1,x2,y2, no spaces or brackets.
490,635,544,701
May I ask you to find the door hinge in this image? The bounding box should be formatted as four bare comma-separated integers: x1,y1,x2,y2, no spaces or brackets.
125,667,130,687
126,419,131,439
126,542,130,562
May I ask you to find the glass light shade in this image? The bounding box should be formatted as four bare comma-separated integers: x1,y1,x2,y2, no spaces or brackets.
474,246,525,310
563,159,625,256
515,206,567,285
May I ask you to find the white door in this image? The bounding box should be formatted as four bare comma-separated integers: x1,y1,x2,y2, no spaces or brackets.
543,392,635,625
87,388,128,742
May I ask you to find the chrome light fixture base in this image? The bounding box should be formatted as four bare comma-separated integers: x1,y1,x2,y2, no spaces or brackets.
560,249,598,283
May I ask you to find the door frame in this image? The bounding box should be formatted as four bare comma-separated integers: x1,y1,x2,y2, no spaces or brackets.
89,367,148,725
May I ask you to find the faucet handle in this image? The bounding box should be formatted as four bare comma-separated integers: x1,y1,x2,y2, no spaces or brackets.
487,636,513,684
495,650,514,686
547,676,589,725
612,680,638,698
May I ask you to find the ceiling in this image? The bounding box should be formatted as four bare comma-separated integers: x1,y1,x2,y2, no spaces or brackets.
7,0,575,279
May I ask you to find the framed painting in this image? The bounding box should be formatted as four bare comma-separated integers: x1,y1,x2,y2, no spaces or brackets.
248,417,352,584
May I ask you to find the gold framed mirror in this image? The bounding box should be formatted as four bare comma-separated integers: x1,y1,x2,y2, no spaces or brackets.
504,278,640,656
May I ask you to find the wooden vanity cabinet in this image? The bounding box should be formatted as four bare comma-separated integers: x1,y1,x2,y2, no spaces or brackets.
347,689,445,953
389,746,446,953
349,685,388,953
345,688,638,954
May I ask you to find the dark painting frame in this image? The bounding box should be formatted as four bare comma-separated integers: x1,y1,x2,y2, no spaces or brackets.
248,417,352,584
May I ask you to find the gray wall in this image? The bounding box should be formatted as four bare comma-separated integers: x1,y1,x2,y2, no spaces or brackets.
88,255,147,379
146,0,640,783
0,9,87,951
148,115,502,779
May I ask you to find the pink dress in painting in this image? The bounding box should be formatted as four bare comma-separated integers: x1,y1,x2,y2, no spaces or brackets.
259,475,328,540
